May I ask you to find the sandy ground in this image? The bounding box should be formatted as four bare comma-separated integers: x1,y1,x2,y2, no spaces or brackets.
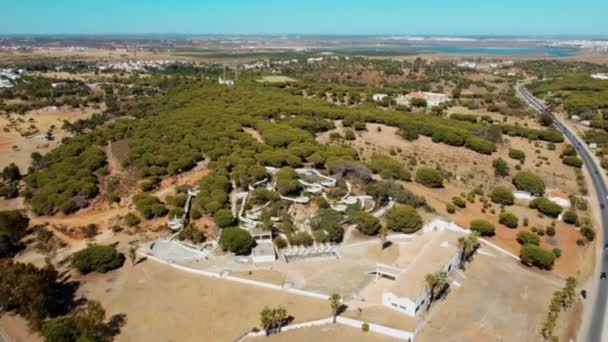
76,260,331,342
416,250,564,342
0,105,102,171
257,75,297,83
0,314,43,342
246,323,401,342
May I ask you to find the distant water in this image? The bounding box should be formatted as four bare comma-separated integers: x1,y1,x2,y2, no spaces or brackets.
329,44,578,57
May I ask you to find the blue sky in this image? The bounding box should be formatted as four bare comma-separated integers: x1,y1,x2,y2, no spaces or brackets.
1,0,606,36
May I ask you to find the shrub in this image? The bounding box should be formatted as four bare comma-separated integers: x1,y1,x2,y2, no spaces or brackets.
552,248,562,258
508,149,526,163
0,210,29,258
71,245,125,274
546,225,556,236
361,322,370,332
490,186,514,205
386,205,423,233
288,231,314,246
452,196,466,208
562,155,583,168
213,209,235,228
529,198,563,217
124,213,140,227
273,236,287,249
367,155,411,181
492,158,510,177
517,231,540,245
465,136,496,154
446,203,456,214
219,227,255,255
499,211,518,228
415,168,443,188
562,211,579,225
513,171,546,196
133,194,167,219
580,226,596,241
470,219,495,236
351,211,382,236
520,244,555,270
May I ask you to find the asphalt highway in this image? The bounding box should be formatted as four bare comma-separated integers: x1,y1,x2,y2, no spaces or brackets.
518,84,608,342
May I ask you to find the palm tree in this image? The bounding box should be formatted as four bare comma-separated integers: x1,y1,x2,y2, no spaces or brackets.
379,226,389,249
273,306,288,333
128,245,137,266
329,293,342,323
457,232,480,269
260,306,273,335
425,271,448,310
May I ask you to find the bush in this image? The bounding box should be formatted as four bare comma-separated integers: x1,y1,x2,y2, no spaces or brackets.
492,158,510,177
133,194,167,219
529,198,563,217
470,219,495,236
562,211,579,225
273,236,287,249
351,211,382,236
520,244,555,270
513,171,546,195
124,213,140,227
415,168,443,188
219,227,255,255
546,225,556,236
499,211,518,228
367,155,411,181
553,248,562,258
446,203,456,214
580,226,596,241
386,205,423,233
361,322,370,332
71,245,125,274
288,231,314,246
42,316,78,342
517,231,540,245
452,196,466,208
465,136,496,154
0,210,29,258
213,209,235,228
562,155,583,168
508,149,526,163
490,186,514,205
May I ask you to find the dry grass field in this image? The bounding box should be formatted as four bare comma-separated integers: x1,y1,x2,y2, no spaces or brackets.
416,251,565,342
76,260,331,342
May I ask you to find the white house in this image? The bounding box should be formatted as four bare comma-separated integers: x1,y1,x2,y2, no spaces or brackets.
372,93,389,102
546,189,571,208
380,229,462,317
581,120,591,127
218,76,234,86
397,91,450,107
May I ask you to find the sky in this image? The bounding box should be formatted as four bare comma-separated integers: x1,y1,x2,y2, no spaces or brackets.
1,0,606,36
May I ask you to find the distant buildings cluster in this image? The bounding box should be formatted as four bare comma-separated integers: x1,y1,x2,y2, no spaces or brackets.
0,68,24,88
98,60,177,72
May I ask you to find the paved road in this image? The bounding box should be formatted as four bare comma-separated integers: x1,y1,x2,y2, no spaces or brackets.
517,84,608,342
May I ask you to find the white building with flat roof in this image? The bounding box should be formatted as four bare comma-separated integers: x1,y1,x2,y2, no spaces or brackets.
397,91,450,107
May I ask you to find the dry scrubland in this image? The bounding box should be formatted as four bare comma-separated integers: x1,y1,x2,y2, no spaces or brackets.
318,121,589,277
0,105,102,170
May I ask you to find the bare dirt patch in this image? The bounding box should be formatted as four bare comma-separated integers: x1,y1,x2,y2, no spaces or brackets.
244,127,265,144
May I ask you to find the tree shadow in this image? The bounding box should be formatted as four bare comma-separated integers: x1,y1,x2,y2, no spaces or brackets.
103,313,127,339
337,303,348,316
52,278,82,316
135,256,147,265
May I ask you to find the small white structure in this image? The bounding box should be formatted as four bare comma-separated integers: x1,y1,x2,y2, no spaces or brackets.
514,190,536,201
218,76,234,86
251,241,276,263
546,189,571,208
457,61,478,69
397,91,450,107
591,73,608,80
571,115,581,121
372,93,389,102
589,143,598,149
581,120,591,127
